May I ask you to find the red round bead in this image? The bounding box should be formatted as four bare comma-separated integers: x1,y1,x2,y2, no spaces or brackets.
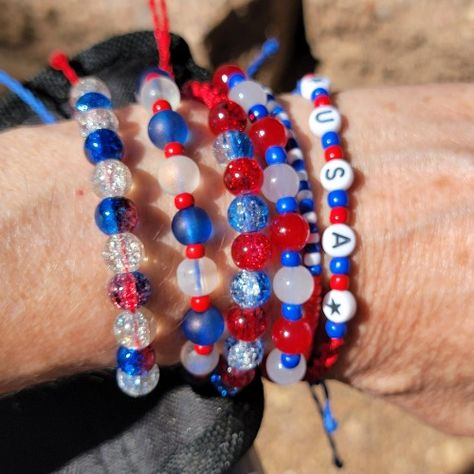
164,142,185,157
186,244,205,259
141,346,156,371
211,64,245,93
313,95,331,107
270,213,309,251
208,100,247,135
227,306,268,341
224,158,263,195
249,117,287,156
330,206,349,224
231,232,272,270
324,144,344,161
174,193,194,209
218,358,256,389
152,99,172,113
194,344,214,356
330,274,349,291
190,295,211,312
272,317,313,355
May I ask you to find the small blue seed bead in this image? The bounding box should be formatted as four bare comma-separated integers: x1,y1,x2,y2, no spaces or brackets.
171,206,213,245
95,197,137,235
249,104,269,122
281,353,301,369
271,105,284,116
299,198,314,214
228,194,269,233
325,321,347,339
321,131,340,149
286,137,298,150
330,257,351,275
228,72,246,89
276,196,298,214
282,119,292,129
309,264,322,276
292,159,305,171
308,222,318,233
182,306,225,345
281,251,301,267
328,190,348,208
265,145,287,165
299,180,310,191
84,128,124,164
281,303,303,321
148,110,189,149
305,243,319,253
116,346,144,376
310,87,329,101
75,92,112,112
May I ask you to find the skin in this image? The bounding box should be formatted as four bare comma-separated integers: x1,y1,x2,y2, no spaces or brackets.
0,84,473,436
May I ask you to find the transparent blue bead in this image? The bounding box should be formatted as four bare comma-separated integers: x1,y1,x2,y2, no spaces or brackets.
148,110,189,149
95,197,137,235
84,128,124,164
321,131,340,149
171,206,213,245
330,257,350,275
117,346,144,376
75,92,112,113
281,251,301,267
265,145,287,165
213,130,254,165
281,353,301,369
224,336,264,370
281,303,302,321
230,270,271,309
276,196,298,214
182,306,224,345
328,190,348,208
228,194,269,233
325,321,347,339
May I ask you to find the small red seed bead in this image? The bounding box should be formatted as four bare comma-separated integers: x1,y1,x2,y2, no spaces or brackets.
323,353,339,368
164,142,185,157
330,206,349,224
186,244,205,259
190,295,211,312
324,144,344,161
330,274,350,291
194,344,214,356
313,95,331,107
174,193,194,209
152,99,172,113
329,338,345,351
272,317,313,355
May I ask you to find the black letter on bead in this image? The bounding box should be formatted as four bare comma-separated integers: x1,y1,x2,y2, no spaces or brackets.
325,167,345,181
332,231,351,249
316,109,335,124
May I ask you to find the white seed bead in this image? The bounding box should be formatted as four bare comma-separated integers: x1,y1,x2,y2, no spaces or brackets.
266,349,307,385
113,308,157,350
102,233,145,273
69,77,111,106
303,211,317,223
304,252,321,266
157,155,200,195
180,341,219,376
176,257,219,296
77,108,119,137
323,290,357,323
261,163,299,202
138,76,181,111
308,106,341,137
287,148,303,163
322,224,356,257
320,159,354,191
116,365,160,397
228,80,267,112
273,265,314,304
299,74,331,100
297,189,313,202
91,159,133,198
297,170,308,181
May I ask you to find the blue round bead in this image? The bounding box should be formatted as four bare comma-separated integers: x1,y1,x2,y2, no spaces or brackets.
230,270,271,309
75,92,112,112
182,306,224,345
281,251,301,267
328,190,348,208
116,346,144,376
224,336,264,370
310,87,329,101
95,197,138,235
84,128,124,164
325,321,347,339
249,104,269,123
281,303,302,321
228,72,246,89
228,194,269,233
321,131,340,149
171,206,213,245
281,353,301,369
214,130,254,163
265,145,287,165
148,110,189,149
276,196,298,214
330,257,351,275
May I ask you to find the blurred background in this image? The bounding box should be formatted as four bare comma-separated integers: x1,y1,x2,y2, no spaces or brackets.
1,0,474,472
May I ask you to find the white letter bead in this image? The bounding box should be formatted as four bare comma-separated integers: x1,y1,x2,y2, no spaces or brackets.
323,290,356,323
320,159,354,191
309,106,342,137
299,74,331,100
157,155,200,195
322,224,356,257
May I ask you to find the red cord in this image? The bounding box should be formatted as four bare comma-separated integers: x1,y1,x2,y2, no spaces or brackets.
49,51,79,85
183,80,228,109
149,0,173,76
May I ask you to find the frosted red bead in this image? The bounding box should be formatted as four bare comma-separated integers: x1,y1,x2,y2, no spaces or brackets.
324,144,344,161
141,345,156,371
272,317,313,355
227,306,268,341
186,244,205,259
330,206,349,224
164,141,185,157
224,158,264,195
190,295,211,312
231,232,272,270
270,213,309,251
330,274,349,291
208,100,247,135
152,99,171,113
174,193,194,209
212,64,245,93
249,117,287,156
194,344,214,355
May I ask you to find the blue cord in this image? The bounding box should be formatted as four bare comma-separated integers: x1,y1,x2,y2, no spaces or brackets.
247,38,280,78
0,70,56,125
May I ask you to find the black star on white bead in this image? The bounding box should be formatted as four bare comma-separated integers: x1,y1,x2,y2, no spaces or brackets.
326,298,341,315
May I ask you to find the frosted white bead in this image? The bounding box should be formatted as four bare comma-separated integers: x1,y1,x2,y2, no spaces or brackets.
77,108,119,137
157,155,200,195
116,365,159,397
266,349,307,385
303,211,317,223
273,265,314,304
323,290,357,323
228,80,267,112
113,308,157,349
176,257,219,296
261,164,299,202
70,77,111,106
102,233,145,273
320,159,354,191
299,74,331,100
180,341,219,376
308,106,341,137
322,224,356,257
304,252,321,266
91,159,132,198
138,76,181,111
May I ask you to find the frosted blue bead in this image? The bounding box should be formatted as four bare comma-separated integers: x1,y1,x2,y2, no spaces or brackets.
95,197,137,235
75,92,112,112
224,336,264,370
84,128,124,164
228,194,269,233
148,110,189,149
230,270,271,309
281,353,301,369
182,306,224,345
171,206,213,245
213,130,254,165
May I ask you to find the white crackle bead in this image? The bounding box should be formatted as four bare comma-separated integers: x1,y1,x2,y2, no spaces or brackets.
157,155,200,195
77,108,119,137
323,290,357,323
299,74,331,100
322,224,356,257
113,308,157,350
102,233,145,273
309,106,341,137
116,365,160,397
91,159,132,198
320,159,354,191
70,77,111,106
266,349,307,384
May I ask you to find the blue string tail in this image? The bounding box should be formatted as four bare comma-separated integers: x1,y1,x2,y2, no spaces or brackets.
0,70,56,125
247,38,280,78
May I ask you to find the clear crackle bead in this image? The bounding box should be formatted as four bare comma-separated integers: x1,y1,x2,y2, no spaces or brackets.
116,364,159,397
91,159,133,198
77,108,119,137
69,77,111,106
113,308,157,350
224,336,264,370
213,130,254,166
102,232,145,273
230,270,271,309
